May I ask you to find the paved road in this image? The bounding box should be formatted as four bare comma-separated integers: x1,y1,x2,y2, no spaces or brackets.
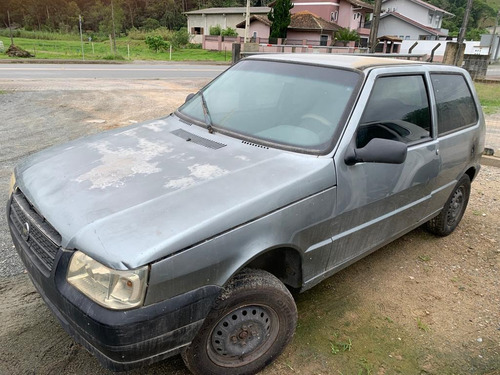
0,63,227,80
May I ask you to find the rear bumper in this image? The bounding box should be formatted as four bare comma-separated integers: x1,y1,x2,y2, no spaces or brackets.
8,197,221,371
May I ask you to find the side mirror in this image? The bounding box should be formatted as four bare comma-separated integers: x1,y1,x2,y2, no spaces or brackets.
185,93,196,103
345,138,407,166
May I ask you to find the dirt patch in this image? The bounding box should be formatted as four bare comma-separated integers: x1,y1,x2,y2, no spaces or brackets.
0,81,498,375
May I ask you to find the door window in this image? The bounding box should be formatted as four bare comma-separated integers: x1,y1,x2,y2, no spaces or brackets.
357,75,431,148
430,74,478,135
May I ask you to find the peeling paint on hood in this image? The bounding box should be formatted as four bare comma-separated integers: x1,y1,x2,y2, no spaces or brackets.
74,138,173,189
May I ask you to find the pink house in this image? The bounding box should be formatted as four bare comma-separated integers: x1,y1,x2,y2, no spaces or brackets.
290,0,373,46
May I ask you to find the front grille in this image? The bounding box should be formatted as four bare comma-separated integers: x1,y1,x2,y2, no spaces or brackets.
9,190,61,276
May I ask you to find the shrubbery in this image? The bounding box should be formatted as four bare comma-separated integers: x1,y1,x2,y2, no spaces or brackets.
209,25,238,37
145,35,170,52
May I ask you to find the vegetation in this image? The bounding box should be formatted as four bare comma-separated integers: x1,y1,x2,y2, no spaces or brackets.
0,35,230,61
268,0,293,39
427,0,498,39
209,25,238,36
0,1,274,40
475,82,500,115
145,35,169,52
335,28,360,46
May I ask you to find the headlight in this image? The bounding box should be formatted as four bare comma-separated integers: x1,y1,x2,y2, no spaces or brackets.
67,251,148,310
8,173,16,197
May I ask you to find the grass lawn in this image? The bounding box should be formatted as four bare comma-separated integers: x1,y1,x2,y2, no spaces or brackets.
0,36,231,62
474,82,500,115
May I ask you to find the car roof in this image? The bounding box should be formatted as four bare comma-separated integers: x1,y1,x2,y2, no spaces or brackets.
245,53,427,71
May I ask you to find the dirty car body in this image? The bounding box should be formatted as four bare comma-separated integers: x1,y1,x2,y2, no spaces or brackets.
7,55,485,373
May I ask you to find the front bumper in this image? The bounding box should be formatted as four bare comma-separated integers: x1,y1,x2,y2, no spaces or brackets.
7,194,221,371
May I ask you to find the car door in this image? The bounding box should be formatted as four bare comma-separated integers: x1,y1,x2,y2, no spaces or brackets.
425,71,482,213
328,67,440,271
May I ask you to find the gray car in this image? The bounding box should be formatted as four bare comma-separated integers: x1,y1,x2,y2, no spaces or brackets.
7,55,485,375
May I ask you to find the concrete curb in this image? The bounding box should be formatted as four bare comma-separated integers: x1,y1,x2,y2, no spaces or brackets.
481,155,500,168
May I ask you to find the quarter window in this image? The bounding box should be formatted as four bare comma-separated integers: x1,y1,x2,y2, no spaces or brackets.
357,75,431,148
431,74,478,135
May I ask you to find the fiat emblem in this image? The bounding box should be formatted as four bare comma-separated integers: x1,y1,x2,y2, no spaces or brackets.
21,222,30,241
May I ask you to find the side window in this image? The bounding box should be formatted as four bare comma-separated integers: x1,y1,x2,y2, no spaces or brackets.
357,75,431,148
430,74,478,135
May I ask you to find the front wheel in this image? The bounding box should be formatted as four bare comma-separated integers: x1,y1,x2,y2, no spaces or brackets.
182,268,297,375
425,174,471,236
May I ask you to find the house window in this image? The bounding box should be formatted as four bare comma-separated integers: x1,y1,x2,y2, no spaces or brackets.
428,11,434,24
405,35,410,40
435,14,441,27
331,11,338,22
191,27,204,35
354,12,361,20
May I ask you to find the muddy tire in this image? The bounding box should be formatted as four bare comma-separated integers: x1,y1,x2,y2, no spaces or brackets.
425,174,471,236
182,268,297,375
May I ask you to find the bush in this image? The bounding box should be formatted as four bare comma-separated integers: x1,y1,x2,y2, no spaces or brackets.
209,25,222,36
221,27,238,37
145,35,170,52
171,28,190,47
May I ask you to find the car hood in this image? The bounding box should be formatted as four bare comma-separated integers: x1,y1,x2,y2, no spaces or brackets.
15,115,336,270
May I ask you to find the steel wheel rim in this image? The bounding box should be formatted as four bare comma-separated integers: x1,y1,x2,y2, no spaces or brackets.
447,186,465,226
207,304,280,367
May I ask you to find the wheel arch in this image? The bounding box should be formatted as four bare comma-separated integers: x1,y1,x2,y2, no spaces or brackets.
239,246,304,290
464,166,477,182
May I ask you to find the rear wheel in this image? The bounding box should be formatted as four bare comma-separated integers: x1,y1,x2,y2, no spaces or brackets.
182,268,297,375
425,174,471,236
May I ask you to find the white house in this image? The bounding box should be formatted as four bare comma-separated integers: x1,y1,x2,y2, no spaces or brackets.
377,0,453,40
185,7,271,43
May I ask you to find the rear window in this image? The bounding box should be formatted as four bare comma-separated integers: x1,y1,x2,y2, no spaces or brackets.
430,74,478,135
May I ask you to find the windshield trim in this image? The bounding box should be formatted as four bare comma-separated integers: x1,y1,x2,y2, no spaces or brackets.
177,60,364,155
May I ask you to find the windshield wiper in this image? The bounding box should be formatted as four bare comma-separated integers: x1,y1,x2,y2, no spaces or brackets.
200,91,214,134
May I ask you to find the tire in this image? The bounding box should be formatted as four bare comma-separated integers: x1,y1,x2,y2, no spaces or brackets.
182,268,297,375
425,174,471,236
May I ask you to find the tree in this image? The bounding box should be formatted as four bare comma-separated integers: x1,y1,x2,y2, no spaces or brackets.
335,28,360,46
145,35,169,52
268,0,293,39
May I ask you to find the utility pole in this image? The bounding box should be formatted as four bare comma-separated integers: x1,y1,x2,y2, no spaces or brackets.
111,0,117,55
454,0,473,65
488,10,499,64
7,10,14,46
244,0,251,43
369,0,382,53
79,15,85,61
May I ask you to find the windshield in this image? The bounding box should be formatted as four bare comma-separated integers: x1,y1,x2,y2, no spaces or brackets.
178,59,361,153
